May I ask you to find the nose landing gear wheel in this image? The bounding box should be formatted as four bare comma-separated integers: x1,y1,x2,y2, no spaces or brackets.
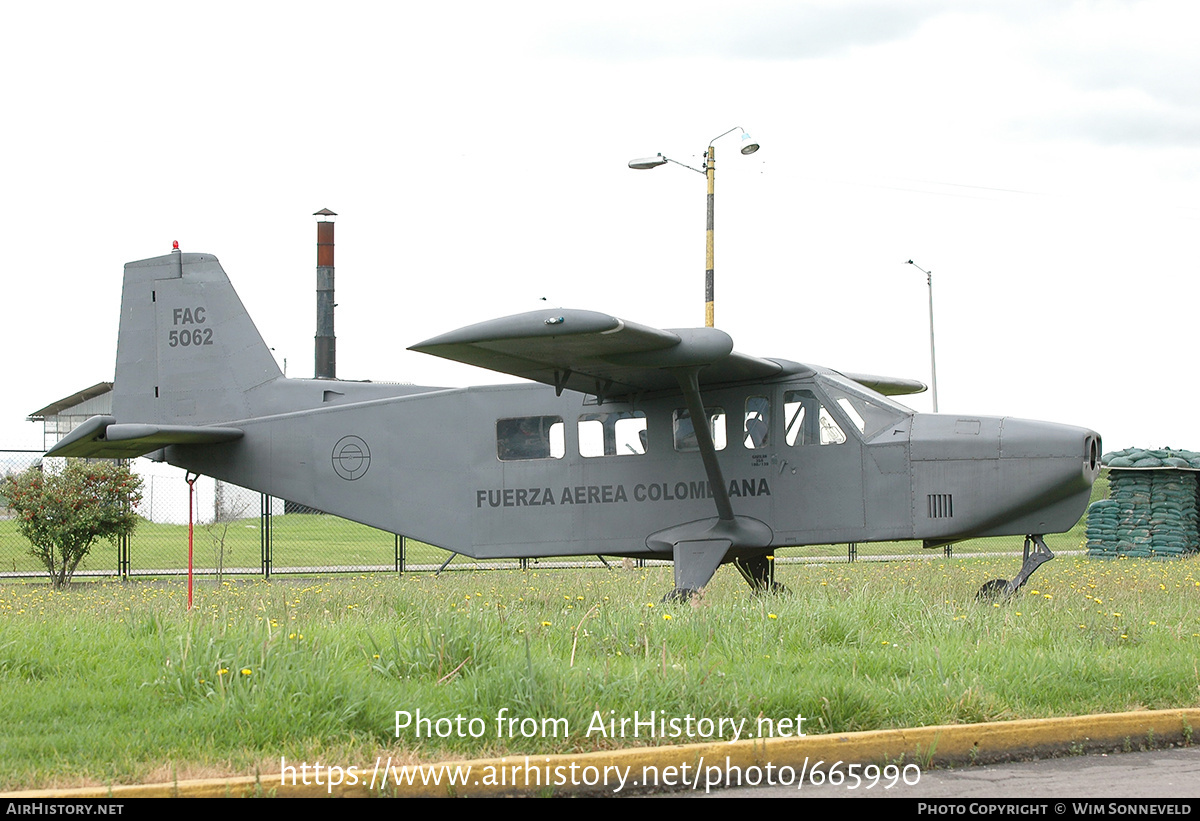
976,578,1011,601
976,535,1054,603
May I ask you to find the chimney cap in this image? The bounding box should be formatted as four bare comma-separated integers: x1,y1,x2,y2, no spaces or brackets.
313,208,338,219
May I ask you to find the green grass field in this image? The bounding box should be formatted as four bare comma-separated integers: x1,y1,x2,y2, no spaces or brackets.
2,532,1198,791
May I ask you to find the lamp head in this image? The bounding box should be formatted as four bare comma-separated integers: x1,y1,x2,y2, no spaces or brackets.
628,153,668,170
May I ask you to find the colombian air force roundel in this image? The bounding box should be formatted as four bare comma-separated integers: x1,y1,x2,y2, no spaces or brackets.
332,435,371,480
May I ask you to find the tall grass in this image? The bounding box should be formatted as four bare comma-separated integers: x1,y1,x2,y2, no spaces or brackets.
2,548,1198,790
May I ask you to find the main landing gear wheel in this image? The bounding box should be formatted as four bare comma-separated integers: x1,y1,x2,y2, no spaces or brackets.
732,554,788,595
728,581,792,596
976,535,1054,603
663,587,699,603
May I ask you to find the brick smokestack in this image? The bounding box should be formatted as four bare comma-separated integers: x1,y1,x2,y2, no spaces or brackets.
314,208,337,379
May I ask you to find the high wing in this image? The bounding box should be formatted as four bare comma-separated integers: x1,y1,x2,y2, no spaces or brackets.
409,308,800,400
409,308,926,399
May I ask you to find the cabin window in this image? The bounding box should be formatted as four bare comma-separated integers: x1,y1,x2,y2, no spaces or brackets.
673,407,726,452
578,410,647,457
784,390,845,446
743,395,770,448
496,416,565,461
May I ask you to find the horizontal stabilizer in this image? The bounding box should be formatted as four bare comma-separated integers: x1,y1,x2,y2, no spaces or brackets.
839,372,927,397
45,415,244,459
410,309,789,400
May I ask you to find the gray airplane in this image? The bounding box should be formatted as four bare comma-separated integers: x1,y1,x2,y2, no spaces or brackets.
49,249,1102,600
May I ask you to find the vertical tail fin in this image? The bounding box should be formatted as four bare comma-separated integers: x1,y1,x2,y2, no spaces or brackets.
113,250,282,425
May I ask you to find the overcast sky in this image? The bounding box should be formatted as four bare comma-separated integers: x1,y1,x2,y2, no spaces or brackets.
3,0,1197,454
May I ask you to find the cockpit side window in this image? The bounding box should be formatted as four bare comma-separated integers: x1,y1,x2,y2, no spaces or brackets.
784,390,845,446
817,377,908,441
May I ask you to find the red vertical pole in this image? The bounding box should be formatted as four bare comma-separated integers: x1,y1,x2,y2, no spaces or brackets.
314,208,337,379
186,473,198,610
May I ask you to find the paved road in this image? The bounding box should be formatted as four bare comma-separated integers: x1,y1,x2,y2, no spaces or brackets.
707,746,1200,799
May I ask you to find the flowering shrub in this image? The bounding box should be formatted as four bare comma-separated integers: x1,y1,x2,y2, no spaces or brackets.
2,461,143,587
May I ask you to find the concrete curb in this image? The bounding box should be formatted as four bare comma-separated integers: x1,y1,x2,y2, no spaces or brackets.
9,708,1198,798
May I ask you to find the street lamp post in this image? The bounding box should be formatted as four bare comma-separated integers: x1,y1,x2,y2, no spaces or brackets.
906,260,939,413
629,127,759,327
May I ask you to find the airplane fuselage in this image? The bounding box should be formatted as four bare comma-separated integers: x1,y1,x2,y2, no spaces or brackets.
163,371,1100,560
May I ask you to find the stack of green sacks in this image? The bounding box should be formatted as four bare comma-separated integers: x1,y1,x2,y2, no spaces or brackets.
1087,448,1199,558
1104,447,1200,470
1085,498,1122,556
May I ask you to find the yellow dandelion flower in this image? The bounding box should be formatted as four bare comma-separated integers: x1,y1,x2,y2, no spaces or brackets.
663,614,672,621
241,668,252,676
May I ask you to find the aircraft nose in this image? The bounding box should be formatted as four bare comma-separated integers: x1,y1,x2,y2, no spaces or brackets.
1000,417,1102,484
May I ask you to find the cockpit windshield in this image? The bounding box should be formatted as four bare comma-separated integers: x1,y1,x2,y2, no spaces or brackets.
816,374,912,441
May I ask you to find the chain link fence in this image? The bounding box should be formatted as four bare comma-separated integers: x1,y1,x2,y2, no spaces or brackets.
0,451,477,581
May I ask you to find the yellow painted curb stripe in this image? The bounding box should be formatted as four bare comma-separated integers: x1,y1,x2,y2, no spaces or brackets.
8,708,1198,798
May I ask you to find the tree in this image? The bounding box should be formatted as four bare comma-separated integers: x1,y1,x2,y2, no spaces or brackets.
2,461,143,588
205,481,253,585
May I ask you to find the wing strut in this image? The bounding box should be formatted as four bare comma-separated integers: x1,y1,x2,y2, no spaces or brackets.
673,366,734,521
645,368,775,600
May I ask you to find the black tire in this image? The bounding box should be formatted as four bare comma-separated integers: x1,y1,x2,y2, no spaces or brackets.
976,578,1010,602
662,587,698,603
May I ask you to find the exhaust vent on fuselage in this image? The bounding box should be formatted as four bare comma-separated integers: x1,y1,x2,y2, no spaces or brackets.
927,493,954,519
